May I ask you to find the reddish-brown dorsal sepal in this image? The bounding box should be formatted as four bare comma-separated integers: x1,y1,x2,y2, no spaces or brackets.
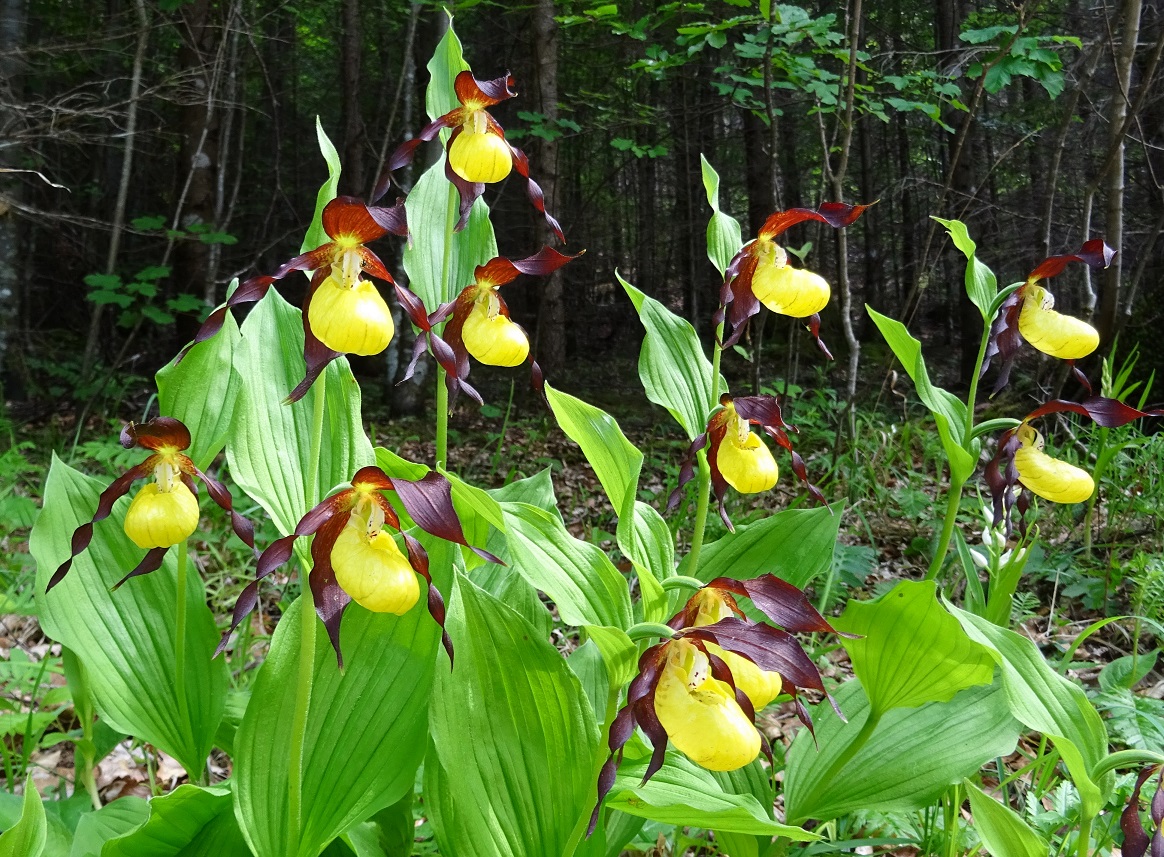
321,196,391,245
1023,395,1164,427
756,202,871,241
455,70,517,109
1026,238,1115,282
122,417,192,452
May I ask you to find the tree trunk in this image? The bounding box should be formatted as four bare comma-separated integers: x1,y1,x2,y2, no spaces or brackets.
532,0,565,372
0,0,27,395
338,0,365,197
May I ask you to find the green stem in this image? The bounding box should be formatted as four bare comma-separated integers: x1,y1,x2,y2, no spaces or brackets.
174,541,190,748
686,324,724,576
625,622,677,643
660,575,706,592
435,180,458,471
927,315,992,581
1077,809,1092,857
926,479,965,581
288,370,328,851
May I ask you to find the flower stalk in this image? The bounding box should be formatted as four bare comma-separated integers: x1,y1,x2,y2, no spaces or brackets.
435,179,458,470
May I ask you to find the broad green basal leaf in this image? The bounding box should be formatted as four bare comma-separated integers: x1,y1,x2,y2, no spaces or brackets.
428,575,600,857
31,459,226,777
964,779,1047,857
784,680,1019,824
680,504,841,589
102,785,248,857
70,799,149,857
227,290,373,534
837,580,994,717
0,779,46,857
233,581,439,857
620,273,718,440
502,501,632,629
608,749,816,840
951,604,1112,815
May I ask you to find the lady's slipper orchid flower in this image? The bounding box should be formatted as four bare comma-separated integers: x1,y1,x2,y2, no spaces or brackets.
415,248,578,400
376,70,564,242
669,394,825,530
588,573,849,835
48,418,255,590
986,396,1162,530
217,465,500,666
181,196,415,402
983,240,1113,393
718,203,870,353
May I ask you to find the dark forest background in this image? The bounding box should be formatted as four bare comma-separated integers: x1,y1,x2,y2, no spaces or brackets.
1,0,1161,417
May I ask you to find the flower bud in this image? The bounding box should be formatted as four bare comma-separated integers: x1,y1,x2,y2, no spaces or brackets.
717,428,778,494
1018,285,1099,360
449,115,513,184
752,263,831,318
331,524,420,614
653,640,760,771
124,482,199,549
308,275,395,356
1013,424,1095,504
462,299,529,367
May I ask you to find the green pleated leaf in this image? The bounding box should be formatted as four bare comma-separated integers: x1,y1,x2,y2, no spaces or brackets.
501,501,632,629
101,786,248,857
302,120,342,256
544,385,669,620
156,312,241,470
489,469,558,514
951,605,1112,815
620,273,718,441
401,157,497,313
428,575,600,857
700,155,744,277
70,800,148,857
584,625,638,689
837,580,994,717
31,460,227,776
866,307,975,483
784,680,1020,824
226,290,373,534
679,504,841,589
0,780,47,857
964,780,1048,857
932,217,998,321
233,581,440,857
608,750,816,840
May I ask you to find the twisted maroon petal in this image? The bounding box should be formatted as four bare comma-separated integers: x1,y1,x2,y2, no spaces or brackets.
401,531,453,666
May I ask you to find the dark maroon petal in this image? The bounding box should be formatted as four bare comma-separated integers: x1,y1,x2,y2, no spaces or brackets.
357,247,395,284
394,284,434,332
368,197,409,238
1026,239,1115,282
511,246,579,278
587,753,620,837
667,432,708,514
985,429,1022,534
111,547,168,589
732,395,788,429
508,145,566,243
1068,360,1094,395
309,515,350,666
756,203,871,241
805,313,833,359
704,647,756,723
633,688,669,784
122,417,192,452
708,574,847,635
392,472,502,565
400,334,430,384
46,461,154,591
982,289,1024,394
286,318,342,404
720,245,762,349
443,133,486,232
1023,395,1164,427
681,618,831,698
1122,767,1155,857
191,464,256,551
401,532,454,666
703,415,733,531
215,577,263,657
176,274,279,362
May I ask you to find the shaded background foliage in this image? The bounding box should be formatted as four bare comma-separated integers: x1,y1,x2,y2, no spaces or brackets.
1,0,1161,413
